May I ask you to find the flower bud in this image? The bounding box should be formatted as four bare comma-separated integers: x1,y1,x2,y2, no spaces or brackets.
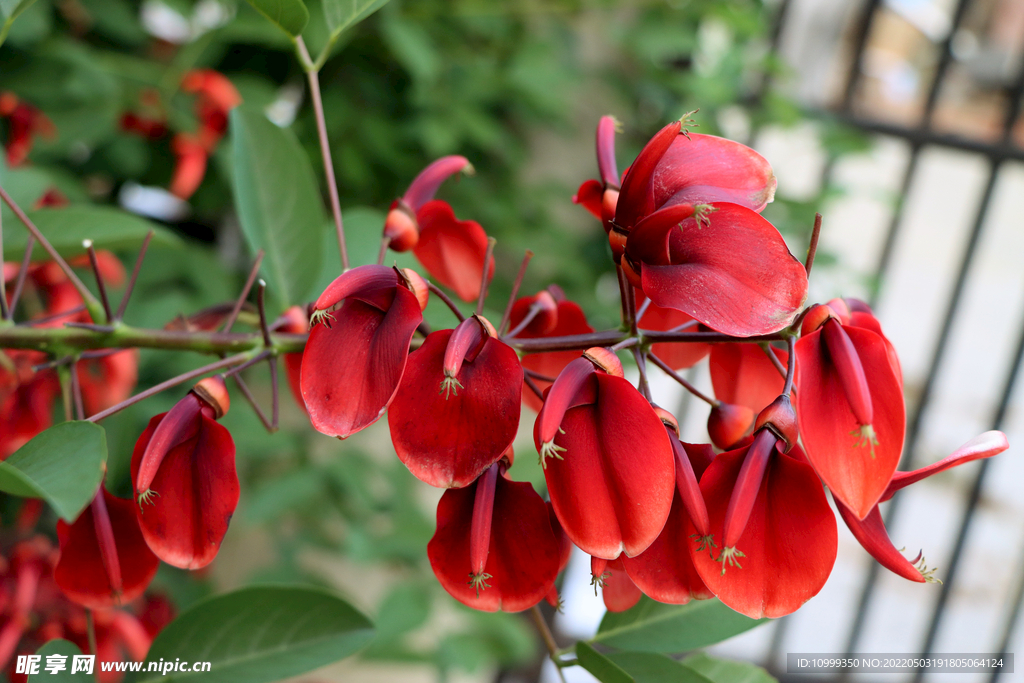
707,402,755,450
825,298,851,324
192,376,229,419
384,201,419,252
608,226,629,264
619,256,642,289
800,303,836,336
400,268,430,311
531,291,559,334
754,395,798,452
653,406,679,434
583,347,624,377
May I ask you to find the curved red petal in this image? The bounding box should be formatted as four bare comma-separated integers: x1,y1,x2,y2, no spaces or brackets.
835,500,925,583
301,287,422,438
535,357,597,445
709,343,787,413
689,449,837,618
615,122,681,232
314,264,399,311
621,489,713,604
390,332,522,488
652,134,776,212
55,490,159,609
596,115,620,188
413,200,494,303
640,204,808,336
404,156,472,210
574,179,604,219
602,561,643,612
538,374,675,559
427,474,561,612
794,326,904,519
284,352,306,415
130,413,239,569
518,300,594,412
883,430,1008,500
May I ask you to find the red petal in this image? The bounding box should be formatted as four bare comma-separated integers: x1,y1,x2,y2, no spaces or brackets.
794,326,904,519
689,449,837,618
389,331,522,488
55,490,159,609
427,474,561,612
516,300,594,412
301,287,422,438
596,115,620,188
637,292,710,370
574,179,604,219
403,156,472,211
709,343,787,413
602,559,643,612
413,200,494,302
314,264,399,311
284,352,306,415
535,356,597,446
652,134,776,212
78,350,138,415
639,204,808,336
537,374,675,559
621,488,713,604
131,412,239,569
835,501,925,583
615,122,681,232
883,430,1008,501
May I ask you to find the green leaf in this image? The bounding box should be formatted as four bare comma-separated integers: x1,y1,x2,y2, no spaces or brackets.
229,107,326,309
2,206,180,260
132,585,374,683
322,0,389,36
28,639,87,682
593,597,766,653
608,652,714,683
576,642,634,683
243,0,309,36
682,653,777,683
0,422,107,522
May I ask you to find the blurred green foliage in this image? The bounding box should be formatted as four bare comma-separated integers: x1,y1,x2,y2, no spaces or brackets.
0,0,861,679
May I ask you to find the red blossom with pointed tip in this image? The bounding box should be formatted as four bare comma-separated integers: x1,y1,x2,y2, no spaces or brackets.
574,115,621,233
412,200,495,303
839,431,1008,583
795,318,905,519
688,433,837,619
130,378,239,570
534,350,675,559
301,265,425,439
384,155,473,251
509,287,594,411
389,316,523,488
428,463,562,612
637,292,710,370
55,489,159,610
624,202,807,336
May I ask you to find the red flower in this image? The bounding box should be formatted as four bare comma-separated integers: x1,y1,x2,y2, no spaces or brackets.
301,265,427,438
428,460,562,612
591,556,642,613
838,431,1008,583
77,350,139,415
278,305,309,415
688,428,837,619
620,408,713,605
389,315,523,488
534,348,675,559
709,343,787,414
55,489,160,610
131,377,238,569
169,70,241,199
507,286,594,411
0,92,56,167
382,157,495,302
0,350,59,459
573,115,621,233
623,202,808,336
794,304,905,519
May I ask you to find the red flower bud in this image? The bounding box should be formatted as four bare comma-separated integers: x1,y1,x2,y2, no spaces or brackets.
709,343,787,414
754,395,798,452
707,402,755,451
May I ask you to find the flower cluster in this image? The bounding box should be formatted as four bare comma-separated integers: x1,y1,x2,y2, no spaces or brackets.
298,115,1010,620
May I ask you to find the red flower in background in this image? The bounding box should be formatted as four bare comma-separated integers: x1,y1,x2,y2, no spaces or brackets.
636,292,710,371
382,156,494,302
507,286,593,412
0,351,59,459
428,458,563,612
389,315,523,488
0,92,56,167
591,556,642,613
301,265,427,439
169,70,242,200
795,303,905,519
534,348,675,559
839,431,1008,583
55,489,160,610
131,377,238,569
574,115,622,233
278,305,309,415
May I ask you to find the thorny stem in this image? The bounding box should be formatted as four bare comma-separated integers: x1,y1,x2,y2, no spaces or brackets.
609,337,638,352
231,374,275,432
57,365,73,422
296,36,348,271
667,320,699,333
83,241,112,323
647,352,718,406
0,323,306,354
17,304,85,328
6,235,34,321
529,605,568,683
256,280,273,349
635,296,652,322
499,250,533,334
615,266,630,328
632,346,652,400
0,184,103,320
805,212,822,276
115,231,152,321
476,237,496,316
523,368,555,383
782,336,797,396
222,350,273,378
426,281,465,322
86,352,252,422
505,302,542,339
222,251,264,334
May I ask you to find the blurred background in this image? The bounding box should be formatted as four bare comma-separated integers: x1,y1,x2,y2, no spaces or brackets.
2,0,1024,681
